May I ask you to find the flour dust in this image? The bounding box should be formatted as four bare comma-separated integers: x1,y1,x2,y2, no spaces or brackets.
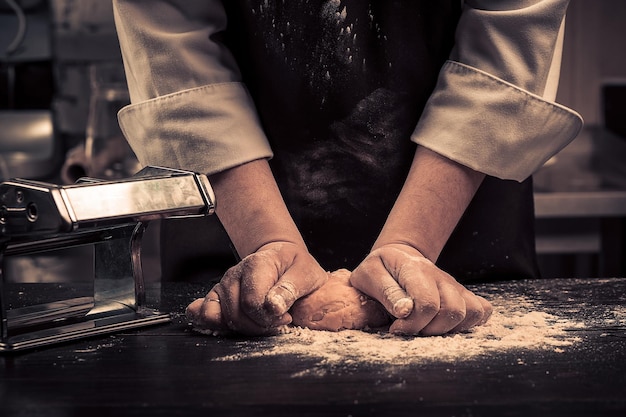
209,294,585,372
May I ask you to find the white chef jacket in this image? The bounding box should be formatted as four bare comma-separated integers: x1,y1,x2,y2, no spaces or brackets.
113,0,582,182
111,0,584,279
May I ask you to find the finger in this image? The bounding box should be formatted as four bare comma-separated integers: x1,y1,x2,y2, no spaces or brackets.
389,298,440,335
236,252,289,326
453,293,493,332
185,298,206,324
419,281,467,336
215,272,289,335
266,279,298,317
477,296,494,324
185,289,224,331
351,258,414,319
265,258,328,317
452,290,484,332
386,258,445,334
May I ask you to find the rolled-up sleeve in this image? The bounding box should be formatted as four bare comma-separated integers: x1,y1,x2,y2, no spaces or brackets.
112,0,272,175
411,0,584,182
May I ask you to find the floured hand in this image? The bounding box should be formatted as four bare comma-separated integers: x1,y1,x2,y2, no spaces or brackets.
187,268,390,334
186,242,327,335
350,244,493,335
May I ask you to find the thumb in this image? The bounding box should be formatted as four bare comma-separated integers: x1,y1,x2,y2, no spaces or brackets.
265,266,328,316
266,280,298,316
351,259,414,319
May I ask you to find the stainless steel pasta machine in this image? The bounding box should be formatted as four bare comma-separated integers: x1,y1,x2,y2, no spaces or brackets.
0,166,215,352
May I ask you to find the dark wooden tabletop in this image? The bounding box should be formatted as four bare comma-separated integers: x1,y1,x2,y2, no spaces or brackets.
1,278,626,417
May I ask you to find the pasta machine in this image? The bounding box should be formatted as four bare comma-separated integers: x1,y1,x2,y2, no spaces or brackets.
0,166,215,352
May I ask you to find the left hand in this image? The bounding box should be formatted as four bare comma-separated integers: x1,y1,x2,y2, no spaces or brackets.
185,241,328,335
350,243,492,335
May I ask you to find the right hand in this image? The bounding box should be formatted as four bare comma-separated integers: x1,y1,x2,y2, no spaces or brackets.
186,241,328,335
350,244,493,335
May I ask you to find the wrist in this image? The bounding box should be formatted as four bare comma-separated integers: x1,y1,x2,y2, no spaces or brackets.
209,159,305,257
371,239,433,262
373,147,484,262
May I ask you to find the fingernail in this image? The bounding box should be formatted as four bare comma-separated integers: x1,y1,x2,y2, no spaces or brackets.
392,297,414,318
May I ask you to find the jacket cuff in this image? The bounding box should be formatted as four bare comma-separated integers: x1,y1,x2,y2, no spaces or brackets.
412,60,583,182
117,82,273,175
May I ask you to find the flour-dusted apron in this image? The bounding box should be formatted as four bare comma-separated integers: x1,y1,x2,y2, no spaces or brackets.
221,0,540,282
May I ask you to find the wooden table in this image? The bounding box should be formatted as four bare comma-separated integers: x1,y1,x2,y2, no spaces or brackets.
1,278,625,417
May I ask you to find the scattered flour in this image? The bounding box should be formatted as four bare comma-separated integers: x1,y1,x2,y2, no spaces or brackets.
210,294,584,370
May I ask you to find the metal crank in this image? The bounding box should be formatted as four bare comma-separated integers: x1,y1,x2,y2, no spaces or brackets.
0,166,215,352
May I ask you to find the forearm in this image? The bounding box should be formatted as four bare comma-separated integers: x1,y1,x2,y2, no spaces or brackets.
373,146,484,262
209,159,305,258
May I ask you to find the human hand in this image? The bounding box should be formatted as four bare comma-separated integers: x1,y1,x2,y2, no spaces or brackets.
350,244,492,335
186,242,328,335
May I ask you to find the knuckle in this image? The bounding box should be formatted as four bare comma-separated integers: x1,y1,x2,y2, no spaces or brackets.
221,262,247,285
440,306,467,325
465,304,486,324
240,292,257,310
239,253,264,274
417,301,440,319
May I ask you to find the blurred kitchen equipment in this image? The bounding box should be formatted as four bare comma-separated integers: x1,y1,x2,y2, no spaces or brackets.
1,0,59,180
0,109,58,179
602,80,626,139
61,62,139,184
0,166,215,352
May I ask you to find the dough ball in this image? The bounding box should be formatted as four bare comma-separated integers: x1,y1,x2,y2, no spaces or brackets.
290,268,390,331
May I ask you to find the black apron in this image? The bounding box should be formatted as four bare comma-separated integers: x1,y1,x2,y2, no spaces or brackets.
221,0,540,282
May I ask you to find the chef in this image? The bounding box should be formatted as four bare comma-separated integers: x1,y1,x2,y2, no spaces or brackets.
112,0,582,336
